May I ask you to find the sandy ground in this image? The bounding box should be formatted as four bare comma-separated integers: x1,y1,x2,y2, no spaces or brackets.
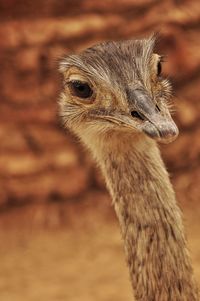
0,192,199,301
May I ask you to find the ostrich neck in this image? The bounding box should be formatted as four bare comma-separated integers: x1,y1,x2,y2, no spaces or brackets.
84,132,199,301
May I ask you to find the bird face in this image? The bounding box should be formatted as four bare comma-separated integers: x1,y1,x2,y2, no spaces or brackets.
59,37,178,144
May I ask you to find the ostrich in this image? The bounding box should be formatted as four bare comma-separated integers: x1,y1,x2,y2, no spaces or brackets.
58,36,199,301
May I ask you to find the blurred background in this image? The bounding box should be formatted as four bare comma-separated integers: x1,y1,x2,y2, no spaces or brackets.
0,0,200,300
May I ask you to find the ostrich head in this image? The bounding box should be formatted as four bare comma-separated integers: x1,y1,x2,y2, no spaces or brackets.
59,37,178,144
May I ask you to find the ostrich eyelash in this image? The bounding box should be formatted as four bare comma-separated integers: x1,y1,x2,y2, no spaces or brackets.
159,55,167,63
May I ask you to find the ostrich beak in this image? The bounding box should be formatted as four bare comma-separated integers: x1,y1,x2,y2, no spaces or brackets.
126,88,179,144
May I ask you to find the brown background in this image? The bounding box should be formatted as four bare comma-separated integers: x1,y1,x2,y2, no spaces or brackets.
0,1,200,301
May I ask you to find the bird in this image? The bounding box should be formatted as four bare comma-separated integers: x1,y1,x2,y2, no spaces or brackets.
58,36,199,301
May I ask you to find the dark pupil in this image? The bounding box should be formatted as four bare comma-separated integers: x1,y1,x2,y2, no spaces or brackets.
71,81,93,98
157,61,162,76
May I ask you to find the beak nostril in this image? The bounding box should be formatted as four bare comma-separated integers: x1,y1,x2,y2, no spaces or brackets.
131,111,144,121
156,104,160,112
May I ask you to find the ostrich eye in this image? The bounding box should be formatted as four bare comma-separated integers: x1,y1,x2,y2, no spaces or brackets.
157,61,162,76
69,80,93,99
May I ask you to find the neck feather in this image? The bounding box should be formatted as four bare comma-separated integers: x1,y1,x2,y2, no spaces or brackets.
81,131,199,301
